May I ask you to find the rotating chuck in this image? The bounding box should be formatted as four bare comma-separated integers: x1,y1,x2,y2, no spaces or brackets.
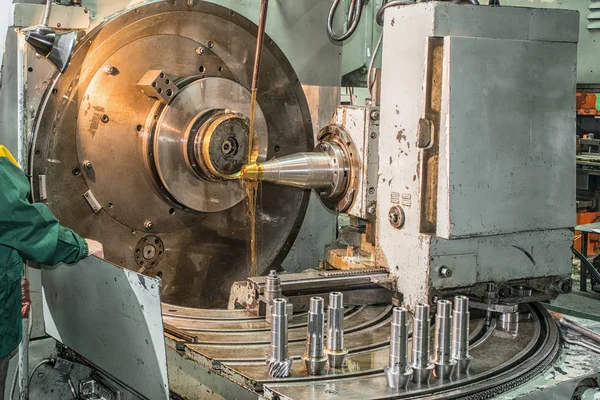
324,292,348,368
385,307,413,389
452,296,473,376
266,298,293,378
410,303,435,385
302,297,328,375
433,300,456,380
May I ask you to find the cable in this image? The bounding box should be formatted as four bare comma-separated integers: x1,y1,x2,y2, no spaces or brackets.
42,0,53,27
28,358,54,386
367,30,383,99
327,0,364,42
573,247,600,283
376,0,415,26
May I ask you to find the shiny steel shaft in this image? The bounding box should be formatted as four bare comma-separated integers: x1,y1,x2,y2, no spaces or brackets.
452,296,472,375
241,142,348,199
302,297,327,375
411,303,434,384
433,300,456,380
325,292,348,368
264,270,282,303
385,307,413,389
267,298,292,377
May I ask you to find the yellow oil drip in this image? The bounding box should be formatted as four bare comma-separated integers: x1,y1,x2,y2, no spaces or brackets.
246,89,260,278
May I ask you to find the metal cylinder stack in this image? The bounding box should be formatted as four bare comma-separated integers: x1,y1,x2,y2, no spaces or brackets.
433,300,456,380
302,297,328,375
385,307,413,389
324,292,348,368
452,295,473,376
410,303,435,384
266,298,293,378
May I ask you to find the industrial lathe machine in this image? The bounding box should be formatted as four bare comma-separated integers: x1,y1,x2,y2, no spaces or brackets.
2,0,600,399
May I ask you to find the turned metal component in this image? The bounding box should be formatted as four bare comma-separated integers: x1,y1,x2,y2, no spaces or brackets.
410,303,434,384
452,296,473,375
241,141,348,200
325,292,348,368
264,270,282,303
433,300,456,380
302,297,327,375
385,307,413,389
266,298,293,378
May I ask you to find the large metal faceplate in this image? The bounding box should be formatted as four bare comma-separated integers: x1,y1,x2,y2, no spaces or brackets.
32,1,313,308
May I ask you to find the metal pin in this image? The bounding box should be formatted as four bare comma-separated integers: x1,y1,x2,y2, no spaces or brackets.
452,296,473,376
266,298,293,378
433,300,456,380
385,307,413,389
410,303,434,384
302,297,327,375
325,292,348,368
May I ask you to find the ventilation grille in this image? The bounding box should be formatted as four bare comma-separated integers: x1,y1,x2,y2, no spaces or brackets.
589,0,600,32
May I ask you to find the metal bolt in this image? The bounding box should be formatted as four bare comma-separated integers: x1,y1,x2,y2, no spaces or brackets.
370,110,380,121
388,206,405,229
100,114,109,123
195,47,204,55
367,204,376,215
439,266,452,278
370,131,378,139
103,65,115,75
82,160,92,170
368,187,375,194
144,221,153,230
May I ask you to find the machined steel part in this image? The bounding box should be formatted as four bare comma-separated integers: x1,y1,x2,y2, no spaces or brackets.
161,302,561,399
411,303,435,384
302,297,328,375
325,292,348,368
433,300,456,380
31,1,314,308
241,141,348,198
264,270,282,304
384,307,413,389
266,298,293,378
452,296,473,376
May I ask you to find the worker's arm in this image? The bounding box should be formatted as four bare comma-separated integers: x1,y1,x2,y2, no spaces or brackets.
0,157,89,265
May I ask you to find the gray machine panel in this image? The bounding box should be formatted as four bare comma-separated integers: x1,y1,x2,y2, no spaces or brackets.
42,257,168,400
437,35,577,239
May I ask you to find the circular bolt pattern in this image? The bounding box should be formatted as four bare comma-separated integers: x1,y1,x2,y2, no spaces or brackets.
388,206,405,229
134,235,164,269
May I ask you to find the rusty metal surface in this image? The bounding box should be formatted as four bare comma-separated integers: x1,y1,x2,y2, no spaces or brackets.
31,1,313,308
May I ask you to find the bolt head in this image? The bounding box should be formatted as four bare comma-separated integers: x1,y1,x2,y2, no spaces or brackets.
195,47,204,55
370,110,380,121
82,160,92,170
439,266,452,278
388,206,405,229
144,221,153,230
103,65,115,75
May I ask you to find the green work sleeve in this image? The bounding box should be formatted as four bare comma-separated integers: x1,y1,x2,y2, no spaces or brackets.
0,158,88,265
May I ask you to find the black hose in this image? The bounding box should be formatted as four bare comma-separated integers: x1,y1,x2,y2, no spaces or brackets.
376,0,416,26
572,247,600,284
327,0,364,42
